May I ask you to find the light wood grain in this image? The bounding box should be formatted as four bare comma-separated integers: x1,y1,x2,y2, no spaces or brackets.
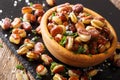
0,38,35,80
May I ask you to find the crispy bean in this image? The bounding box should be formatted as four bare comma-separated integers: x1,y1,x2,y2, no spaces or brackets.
34,9,44,17
22,22,32,31
98,44,106,53
37,16,42,23
23,13,36,22
50,25,66,37
65,36,74,50
36,64,48,76
46,0,56,6
52,16,62,25
9,33,21,44
54,34,63,42
68,69,81,77
87,69,98,77
72,4,83,13
69,12,78,23
53,74,67,80
34,42,45,55
1,18,11,30
26,51,39,59
32,4,43,10
68,76,79,80
41,54,53,65
22,6,32,14
11,18,21,28
17,44,29,55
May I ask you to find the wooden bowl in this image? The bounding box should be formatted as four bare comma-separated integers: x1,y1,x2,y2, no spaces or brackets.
41,5,117,67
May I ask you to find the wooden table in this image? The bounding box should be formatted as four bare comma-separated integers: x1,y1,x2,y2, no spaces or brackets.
0,0,120,80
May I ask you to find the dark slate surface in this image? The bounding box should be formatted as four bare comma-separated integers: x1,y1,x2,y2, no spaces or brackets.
0,0,120,80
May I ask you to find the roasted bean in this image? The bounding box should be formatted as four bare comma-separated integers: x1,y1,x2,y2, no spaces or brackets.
87,69,98,77
9,33,21,44
46,0,56,6
47,23,54,31
26,51,39,59
54,34,63,42
68,69,81,77
68,76,79,80
22,6,32,14
32,4,43,10
72,4,83,13
114,54,120,67
23,13,36,22
34,42,45,55
65,36,74,50
11,18,21,28
37,16,42,23
52,16,62,25
17,44,29,55
50,25,66,37
36,64,48,76
69,12,78,23
34,9,44,17
81,15,93,24
58,13,67,22
22,22,32,31
1,18,11,30
41,54,53,65
53,73,67,80
98,44,106,53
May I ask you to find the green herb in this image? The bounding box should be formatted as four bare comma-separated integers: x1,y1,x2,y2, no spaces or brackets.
64,32,78,37
88,54,92,57
16,64,24,70
28,58,34,61
104,51,108,54
77,46,85,53
29,2,33,7
0,43,3,48
50,62,57,70
52,12,56,17
31,36,39,42
31,30,37,35
20,17,23,21
59,36,67,46
50,36,53,39
86,13,91,16
36,73,42,79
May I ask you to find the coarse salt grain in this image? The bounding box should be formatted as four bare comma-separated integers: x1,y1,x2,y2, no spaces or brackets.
13,1,18,7
42,3,46,7
4,34,8,37
0,10,3,13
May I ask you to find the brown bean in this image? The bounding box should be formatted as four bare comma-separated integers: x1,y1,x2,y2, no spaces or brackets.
46,0,56,6
36,64,48,75
50,25,65,37
9,33,21,44
72,4,83,13
34,42,45,55
1,18,11,30
69,76,79,80
41,54,53,65
69,24,76,32
22,6,32,14
22,22,32,31
32,4,43,10
37,16,42,23
58,13,67,22
23,13,36,22
34,9,44,17
11,18,21,28
36,26,41,34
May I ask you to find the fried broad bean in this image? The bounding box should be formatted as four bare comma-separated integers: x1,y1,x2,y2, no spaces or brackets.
68,69,81,77
46,0,56,6
23,13,36,22
69,12,78,23
36,64,48,76
87,69,98,77
9,33,21,44
12,28,26,38
26,51,39,59
91,19,105,29
17,44,29,55
50,25,66,37
65,36,74,50
32,4,43,10
41,54,53,65
34,42,45,55
0,18,11,30
54,34,63,42
11,18,21,28
52,16,62,25
22,22,32,31
81,15,93,24
34,9,45,17
53,73,67,80
72,4,83,13
57,3,72,13
22,6,33,14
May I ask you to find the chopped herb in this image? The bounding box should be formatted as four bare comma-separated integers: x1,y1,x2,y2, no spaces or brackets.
86,13,91,16
29,2,33,7
31,30,37,35
88,54,92,57
50,62,57,70
64,32,78,37
36,73,42,79
77,46,85,53
52,12,56,17
59,36,67,46
16,64,24,70
31,36,39,42
20,17,23,21
50,36,53,39
104,51,108,54
0,43,3,48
